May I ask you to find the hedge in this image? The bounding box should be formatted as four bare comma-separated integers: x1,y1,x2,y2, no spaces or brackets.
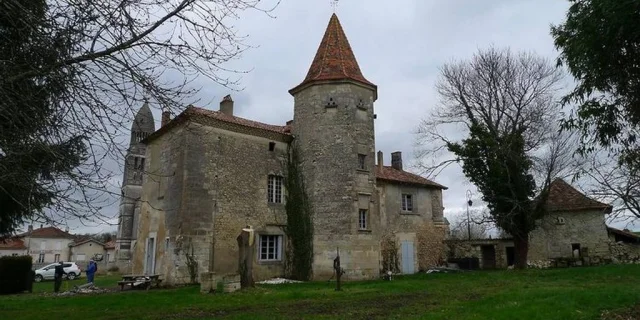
0,255,34,294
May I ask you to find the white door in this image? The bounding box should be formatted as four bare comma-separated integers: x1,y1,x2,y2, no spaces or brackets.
401,240,415,274
145,237,156,275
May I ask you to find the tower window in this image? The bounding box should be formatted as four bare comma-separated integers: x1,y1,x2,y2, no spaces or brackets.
267,175,283,204
357,154,366,170
359,209,368,230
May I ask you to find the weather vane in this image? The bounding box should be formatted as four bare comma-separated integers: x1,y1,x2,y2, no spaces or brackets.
330,0,339,12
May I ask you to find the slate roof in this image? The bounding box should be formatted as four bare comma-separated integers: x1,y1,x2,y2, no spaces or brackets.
546,178,612,213
375,166,447,189
70,238,105,247
0,238,27,250
143,105,292,144
289,13,376,95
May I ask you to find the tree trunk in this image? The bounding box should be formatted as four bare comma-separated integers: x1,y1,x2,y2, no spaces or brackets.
513,235,529,270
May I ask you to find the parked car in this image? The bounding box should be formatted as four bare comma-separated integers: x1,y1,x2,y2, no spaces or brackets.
34,262,82,282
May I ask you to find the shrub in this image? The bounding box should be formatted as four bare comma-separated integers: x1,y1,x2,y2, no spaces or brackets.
0,255,33,295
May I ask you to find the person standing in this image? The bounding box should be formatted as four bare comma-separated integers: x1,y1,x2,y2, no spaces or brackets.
86,259,97,284
54,262,67,293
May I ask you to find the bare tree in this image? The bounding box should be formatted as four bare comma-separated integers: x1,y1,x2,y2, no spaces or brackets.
448,209,489,240
415,47,569,269
581,150,640,222
1,0,280,234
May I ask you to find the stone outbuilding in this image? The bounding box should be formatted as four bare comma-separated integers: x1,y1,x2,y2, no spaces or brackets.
447,178,617,269
121,14,448,285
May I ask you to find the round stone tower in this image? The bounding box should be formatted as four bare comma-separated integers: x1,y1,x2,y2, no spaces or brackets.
289,14,380,279
116,100,155,268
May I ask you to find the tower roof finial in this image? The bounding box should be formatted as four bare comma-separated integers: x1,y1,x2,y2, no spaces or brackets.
289,13,377,96
330,0,339,13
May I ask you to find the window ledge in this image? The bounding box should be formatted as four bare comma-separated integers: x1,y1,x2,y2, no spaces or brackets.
400,211,420,216
356,169,369,173
267,202,285,207
358,229,372,233
257,260,283,266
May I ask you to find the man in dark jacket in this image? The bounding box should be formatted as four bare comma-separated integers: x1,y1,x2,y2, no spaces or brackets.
54,262,67,293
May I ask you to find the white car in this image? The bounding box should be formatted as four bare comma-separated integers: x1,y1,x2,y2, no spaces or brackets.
34,262,82,282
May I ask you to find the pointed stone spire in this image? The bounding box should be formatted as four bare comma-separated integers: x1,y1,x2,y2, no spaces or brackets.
289,14,376,96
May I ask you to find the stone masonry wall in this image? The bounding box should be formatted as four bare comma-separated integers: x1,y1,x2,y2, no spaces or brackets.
378,181,445,273
191,123,289,281
292,82,379,280
133,126,185,284
528,209,611,263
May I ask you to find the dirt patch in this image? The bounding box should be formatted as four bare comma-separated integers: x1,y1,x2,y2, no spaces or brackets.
601,303,640,320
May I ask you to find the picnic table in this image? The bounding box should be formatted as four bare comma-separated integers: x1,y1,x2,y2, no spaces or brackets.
118,274,163,291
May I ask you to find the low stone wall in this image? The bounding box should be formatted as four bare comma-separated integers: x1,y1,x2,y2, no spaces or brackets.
609,241,640,264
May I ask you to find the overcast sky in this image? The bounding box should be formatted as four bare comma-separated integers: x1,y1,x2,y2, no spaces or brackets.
56,0,638,234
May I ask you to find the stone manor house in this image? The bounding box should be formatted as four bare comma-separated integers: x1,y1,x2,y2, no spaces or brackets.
115,14,448,284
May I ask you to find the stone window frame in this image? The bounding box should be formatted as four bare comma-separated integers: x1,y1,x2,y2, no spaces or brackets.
358,209,369,231
357,153,367,171
257,234,284,264
401,193,414,213
267,174,284,204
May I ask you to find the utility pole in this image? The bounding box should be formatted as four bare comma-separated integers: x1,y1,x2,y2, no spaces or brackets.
466,190,473,240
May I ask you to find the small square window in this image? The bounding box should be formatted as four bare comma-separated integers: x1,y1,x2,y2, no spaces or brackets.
269,142,276,151
359,209,368,230
358,154,366,170
259,235,283,261
402,194,413,212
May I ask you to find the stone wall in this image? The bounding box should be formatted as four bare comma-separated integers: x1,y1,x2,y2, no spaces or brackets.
609,241,640,264
528,209,611,262
445,239,513,269
292,82,380,280
134,121,292,285
377,181,446,273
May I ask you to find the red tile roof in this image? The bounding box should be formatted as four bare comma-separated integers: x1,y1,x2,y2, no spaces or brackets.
375,166,447,189
104,240,116,250
19,226,75,239
0,238,27,250
289,14,376,95
144,105,292,144
546,178,612,213
187,107,290,135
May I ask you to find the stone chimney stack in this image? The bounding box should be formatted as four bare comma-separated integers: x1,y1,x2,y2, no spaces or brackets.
377,150,383,169
220,94,234,116
391,151,403,171
28,225,33,232
65,226,69,233
161,108,171,127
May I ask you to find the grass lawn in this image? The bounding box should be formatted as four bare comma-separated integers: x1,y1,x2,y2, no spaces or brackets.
1,265,639,320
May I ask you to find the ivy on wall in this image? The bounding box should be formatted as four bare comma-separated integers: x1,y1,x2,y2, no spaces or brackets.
283,143,314,281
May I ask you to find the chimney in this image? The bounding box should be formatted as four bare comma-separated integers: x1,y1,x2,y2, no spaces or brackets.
40,224,43,229
377,151,383,169
28,225,33,232
220,94,234,116
65,226,69,233
391,151,403,171
161,108,171,127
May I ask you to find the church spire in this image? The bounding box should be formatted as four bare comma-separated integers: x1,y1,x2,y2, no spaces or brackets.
289,13,376,96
